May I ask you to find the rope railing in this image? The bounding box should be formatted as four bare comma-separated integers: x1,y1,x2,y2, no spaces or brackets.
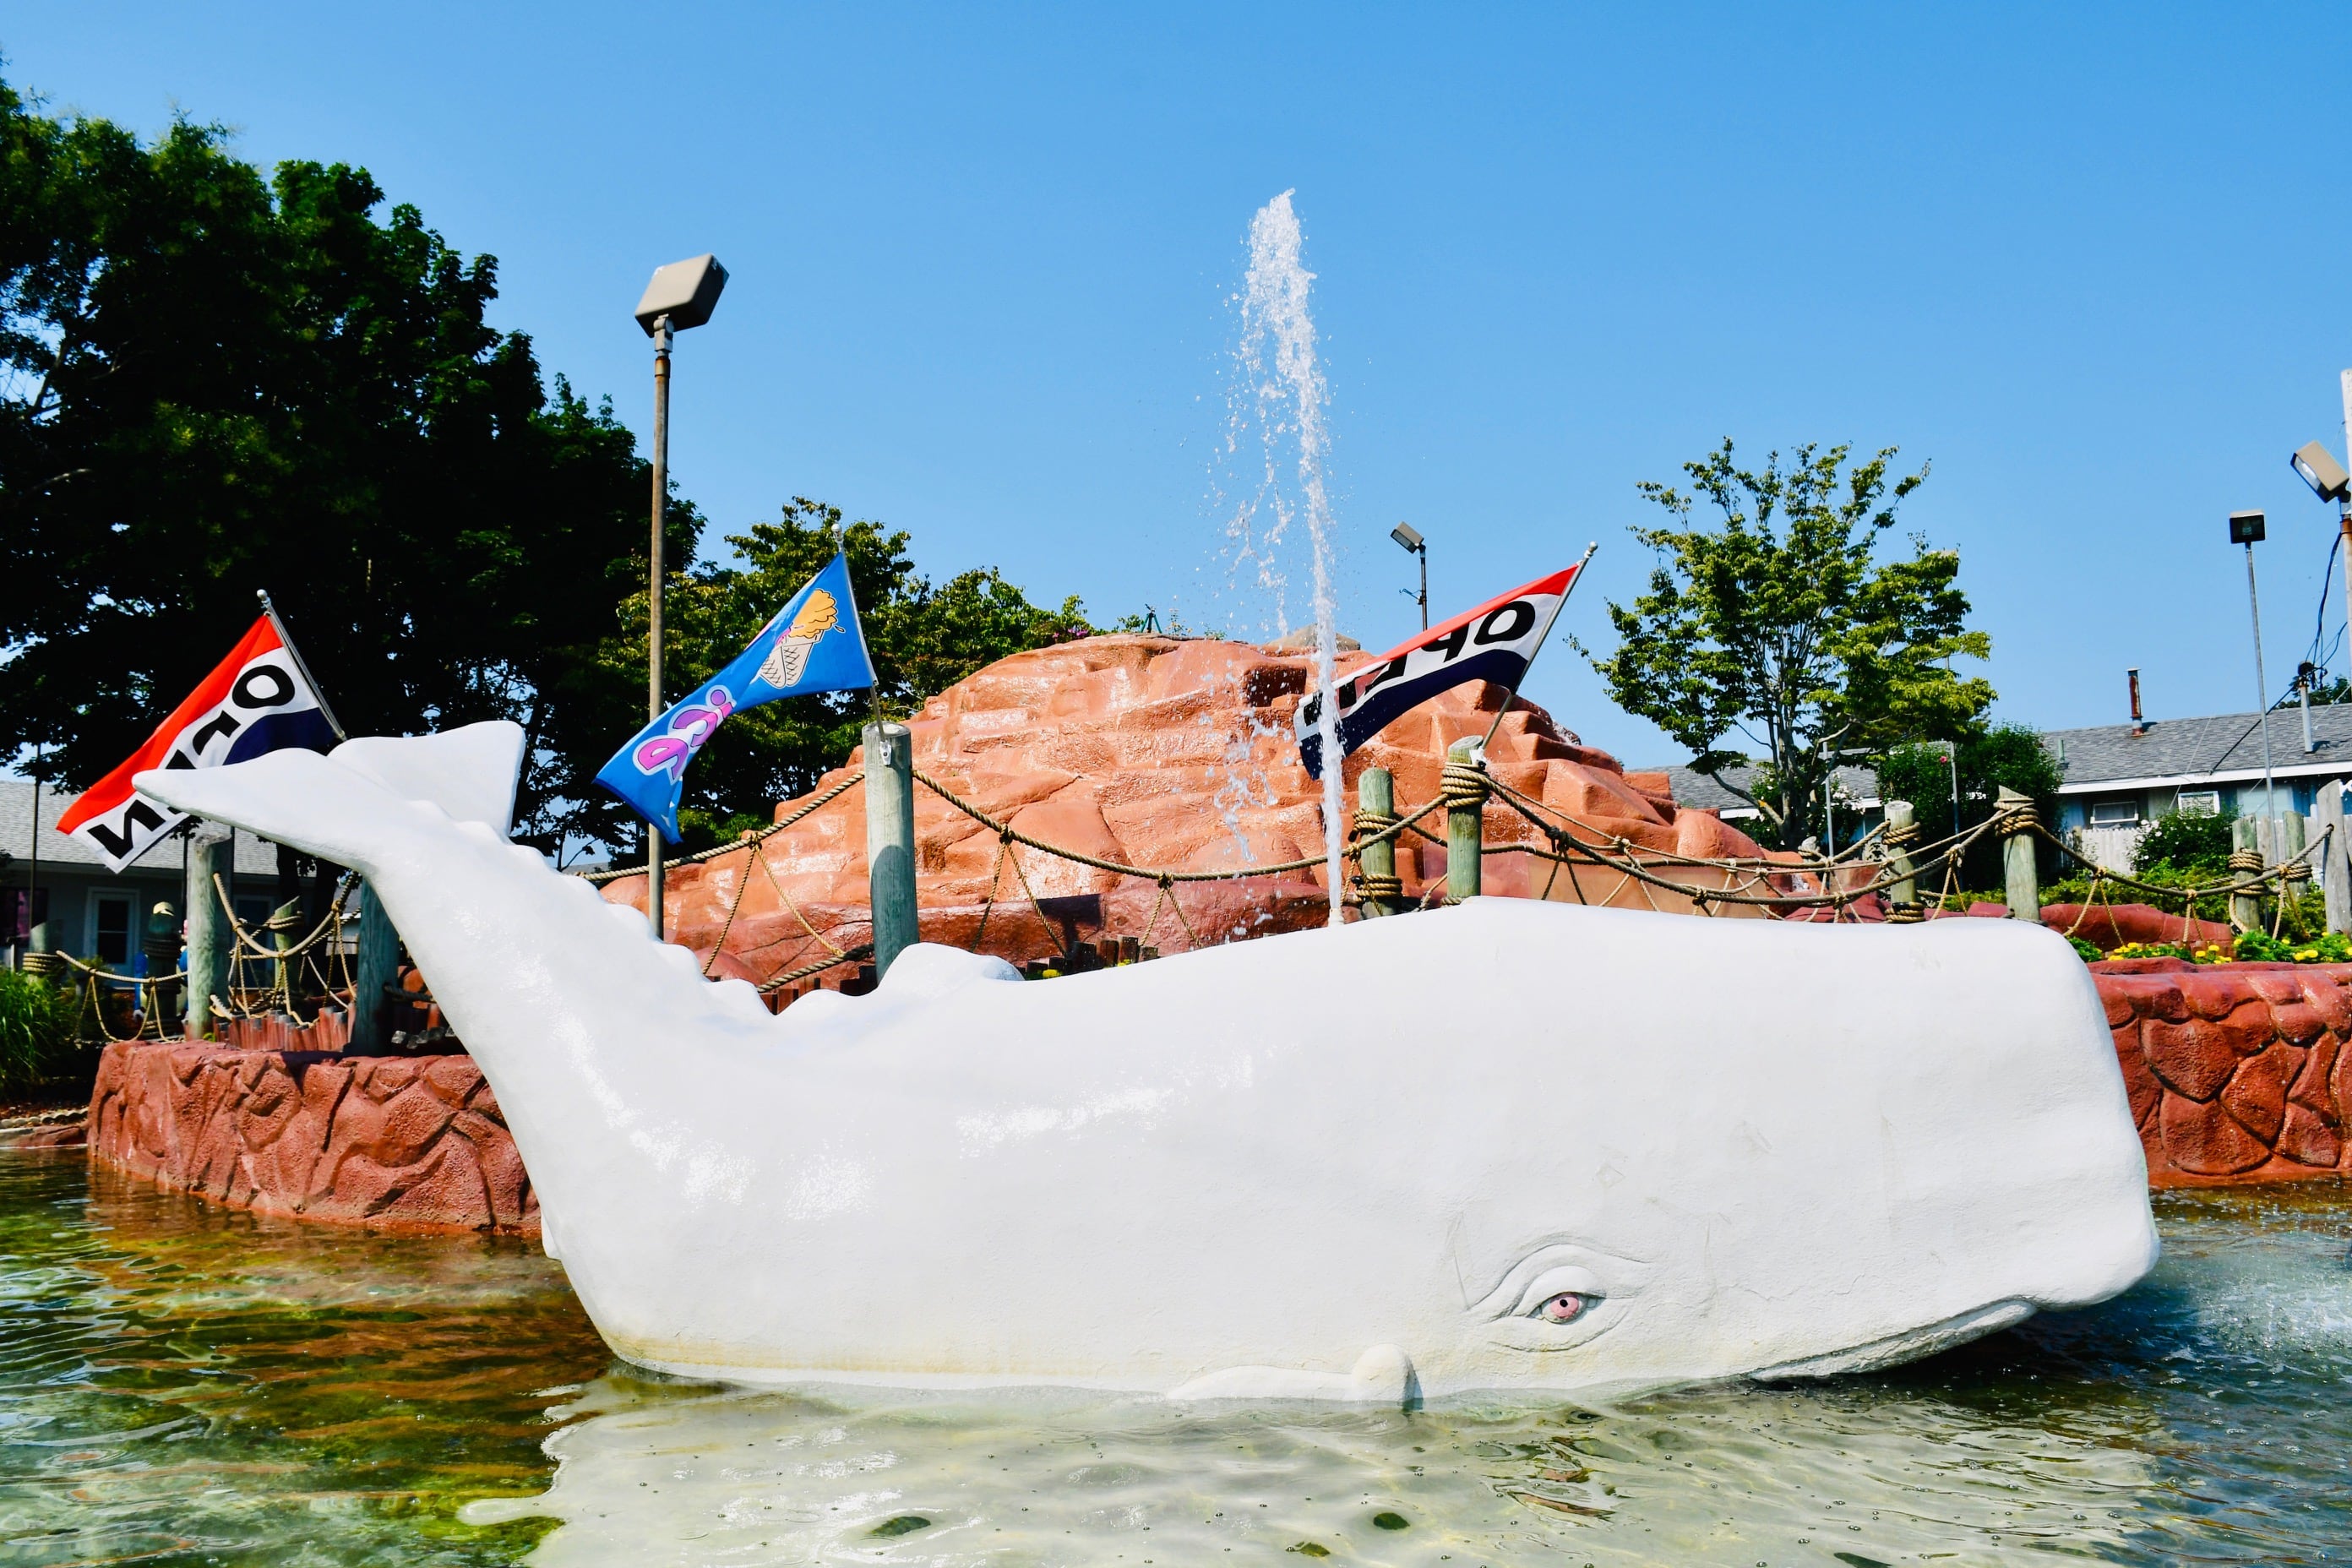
576,771,868,884
252,754,2347,1022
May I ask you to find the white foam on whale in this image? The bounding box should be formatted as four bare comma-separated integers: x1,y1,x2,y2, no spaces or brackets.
136,721,2159,1402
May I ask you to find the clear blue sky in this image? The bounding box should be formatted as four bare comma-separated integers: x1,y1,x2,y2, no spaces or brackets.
11,3,2352,767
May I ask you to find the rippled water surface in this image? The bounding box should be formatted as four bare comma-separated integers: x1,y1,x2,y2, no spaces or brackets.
3,1151,2350,1565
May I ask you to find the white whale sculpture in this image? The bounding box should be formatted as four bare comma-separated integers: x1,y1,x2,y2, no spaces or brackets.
139,721,2159,1402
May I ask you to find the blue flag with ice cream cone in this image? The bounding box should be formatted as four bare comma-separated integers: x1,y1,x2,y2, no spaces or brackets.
596,553,875,844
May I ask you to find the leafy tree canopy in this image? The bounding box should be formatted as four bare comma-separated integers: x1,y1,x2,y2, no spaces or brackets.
1876,721,2065,884
602,498,1093,853
1589,438,1993,851
0,76,677,855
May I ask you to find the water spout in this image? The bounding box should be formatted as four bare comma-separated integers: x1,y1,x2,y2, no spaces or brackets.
1231,191,1345,923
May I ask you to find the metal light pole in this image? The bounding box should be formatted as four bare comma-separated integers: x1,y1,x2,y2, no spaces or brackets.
2231,509,2278,826
1391,523,1428,630
632,254,728,939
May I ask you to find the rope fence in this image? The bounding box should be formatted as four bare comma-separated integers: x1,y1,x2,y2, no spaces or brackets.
43,754,2340,1042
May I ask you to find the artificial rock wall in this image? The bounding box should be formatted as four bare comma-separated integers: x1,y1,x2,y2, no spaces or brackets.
608,634,1781,983
2097,958,2352,1185
86,1038,536,1234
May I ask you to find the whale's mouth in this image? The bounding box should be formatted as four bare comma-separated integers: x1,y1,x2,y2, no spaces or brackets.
1747,1298,2035,1381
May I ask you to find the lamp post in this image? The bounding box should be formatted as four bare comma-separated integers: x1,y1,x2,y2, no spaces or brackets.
2231,509,2278,829
1391,522,1428,630
632,253,728,939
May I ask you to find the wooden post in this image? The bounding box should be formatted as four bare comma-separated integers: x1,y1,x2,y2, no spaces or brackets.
270,898,300,1008
142,900,181,1032
1997,787,2039,922
2320,781,2351,935
863,720,918,978
1356,766,1400,917
1883,800,1920,922
348,880,400,1053
2279,809,2311,926
1445,738,1484,903
184,825,233,1039
2230,816,2263,934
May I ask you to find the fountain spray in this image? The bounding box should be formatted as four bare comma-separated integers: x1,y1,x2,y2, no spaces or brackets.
1233,192,1346,924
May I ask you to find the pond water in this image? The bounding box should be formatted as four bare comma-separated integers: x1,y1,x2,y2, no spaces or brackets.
3,1149,2349,1566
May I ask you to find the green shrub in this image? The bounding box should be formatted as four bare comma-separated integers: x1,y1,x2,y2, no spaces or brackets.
2134,808,2234,876
0,971,82,1096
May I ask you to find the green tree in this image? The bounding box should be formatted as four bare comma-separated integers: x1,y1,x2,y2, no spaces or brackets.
1876,722,2064,885
1589,439,1992,851
0,79,668,855
600,498,1092,852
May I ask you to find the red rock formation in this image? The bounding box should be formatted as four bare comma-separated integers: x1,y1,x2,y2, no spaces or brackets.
2040,902,2236,951
86,1039,536,1234
2094,959,2352,1185
606,634,1781,983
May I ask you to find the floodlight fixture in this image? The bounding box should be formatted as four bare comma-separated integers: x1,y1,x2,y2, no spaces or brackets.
2293,441,2352,503
635,253,729,335
2230,509,2267,545
1391,522,1429,629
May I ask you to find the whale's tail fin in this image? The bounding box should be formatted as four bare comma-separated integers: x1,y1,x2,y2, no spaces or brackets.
134,720,526,870
329,724,523,836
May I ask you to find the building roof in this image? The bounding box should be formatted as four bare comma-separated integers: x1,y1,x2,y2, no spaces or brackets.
0,778,281,879
2046,705,2352,793
1640,703,2352,813
1654,761,1881,818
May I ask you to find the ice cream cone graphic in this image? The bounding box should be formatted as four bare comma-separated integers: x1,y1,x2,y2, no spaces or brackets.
758,589,840,689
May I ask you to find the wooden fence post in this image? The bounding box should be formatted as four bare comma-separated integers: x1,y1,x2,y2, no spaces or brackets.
184,825,233,1039
1883,800,1920,922
1997,787,2039,922
2279,810,2311,923
348,881,400,1052
1357,767,1400,917
2321,781,2351,935
1445,738,1484,903
2229,816,2263,934
863,720,918,977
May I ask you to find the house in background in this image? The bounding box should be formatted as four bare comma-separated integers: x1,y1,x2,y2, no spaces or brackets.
1,778,279,971
1653,762,1886,848
1644,703,2352,877
2046,705,2352,871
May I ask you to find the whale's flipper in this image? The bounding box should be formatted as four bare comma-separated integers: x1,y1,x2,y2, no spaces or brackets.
331,722,523,836
133,721,525,871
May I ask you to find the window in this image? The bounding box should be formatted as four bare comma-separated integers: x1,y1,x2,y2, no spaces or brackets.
235,895,274,931
2088,799,2142,828
92,896,132,966
2175,791,2220,817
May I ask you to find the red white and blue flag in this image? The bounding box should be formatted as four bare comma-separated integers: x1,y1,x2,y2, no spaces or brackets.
1295,562,1586,778
57,611,342,871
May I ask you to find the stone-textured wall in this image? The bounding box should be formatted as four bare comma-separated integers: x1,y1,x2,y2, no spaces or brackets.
87,1039,536,1234
2096,960,2352,1186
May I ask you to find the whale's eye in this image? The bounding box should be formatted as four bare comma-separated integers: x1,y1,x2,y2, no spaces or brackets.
1533,1291,1592,1324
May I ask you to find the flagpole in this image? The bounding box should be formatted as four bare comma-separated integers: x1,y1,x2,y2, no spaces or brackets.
1477,542,1598,754
256,590,347,743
